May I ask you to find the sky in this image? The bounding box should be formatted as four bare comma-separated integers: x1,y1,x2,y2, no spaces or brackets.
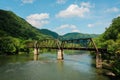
0,0,120,35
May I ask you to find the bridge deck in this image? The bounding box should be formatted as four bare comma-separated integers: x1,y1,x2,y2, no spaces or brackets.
28,47,107,52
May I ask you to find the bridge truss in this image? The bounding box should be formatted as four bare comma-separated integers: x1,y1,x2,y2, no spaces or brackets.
26,38,107,52
26,38,107,68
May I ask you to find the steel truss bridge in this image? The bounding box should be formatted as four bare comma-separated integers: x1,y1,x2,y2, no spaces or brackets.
26,38,107,68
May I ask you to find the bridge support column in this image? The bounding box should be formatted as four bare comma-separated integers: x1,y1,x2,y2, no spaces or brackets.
34,48,39,55
57,49,64,60
96,53,102,68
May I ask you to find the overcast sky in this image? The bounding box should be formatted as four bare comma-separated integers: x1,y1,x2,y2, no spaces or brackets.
0,0,120,35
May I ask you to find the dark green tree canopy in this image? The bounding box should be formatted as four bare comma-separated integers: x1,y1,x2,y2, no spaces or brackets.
103,17,120,40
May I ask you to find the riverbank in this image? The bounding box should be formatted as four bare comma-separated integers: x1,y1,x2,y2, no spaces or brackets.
102,60,120,80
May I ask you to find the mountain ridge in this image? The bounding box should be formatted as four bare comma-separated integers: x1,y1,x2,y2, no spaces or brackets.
0,9,99,40
61,32,99,40
0,9,50,40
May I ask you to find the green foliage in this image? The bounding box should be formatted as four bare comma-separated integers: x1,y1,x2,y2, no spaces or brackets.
112,60,120,76
40,29,59,39
62,32,99,40
95,16,120,77
102,40,116,52
0,9,53,55
112,39,120,77
0,9,49,40
103,17,120,40
39,29,99,40
0,37,20,54
94,35,105,48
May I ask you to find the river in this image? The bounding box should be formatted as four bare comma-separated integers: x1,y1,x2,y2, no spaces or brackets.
0,51,110,80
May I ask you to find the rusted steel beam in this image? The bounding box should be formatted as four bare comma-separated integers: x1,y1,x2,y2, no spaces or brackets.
89,38,99,53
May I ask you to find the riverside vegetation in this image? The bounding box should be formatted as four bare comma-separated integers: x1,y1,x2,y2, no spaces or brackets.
94,17,120,78
0,9,120,79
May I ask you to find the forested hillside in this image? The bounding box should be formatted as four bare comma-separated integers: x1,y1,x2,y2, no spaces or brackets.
0,9,49,40
62,32,99,39
39,29,59,39
39,30,99,39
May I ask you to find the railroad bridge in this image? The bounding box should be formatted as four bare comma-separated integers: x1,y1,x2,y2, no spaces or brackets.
26,38,107,68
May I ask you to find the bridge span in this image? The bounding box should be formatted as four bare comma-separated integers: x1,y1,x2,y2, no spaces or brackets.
26,38,107,68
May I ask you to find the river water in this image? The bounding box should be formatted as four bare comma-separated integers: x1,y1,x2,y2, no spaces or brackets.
0,51,110,80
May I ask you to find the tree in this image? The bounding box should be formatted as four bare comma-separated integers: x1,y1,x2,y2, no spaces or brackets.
0,37,20,55
103,17,120,40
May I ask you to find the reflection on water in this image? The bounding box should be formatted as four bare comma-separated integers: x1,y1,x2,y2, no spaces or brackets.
34,54,39,61
0,51,110,80
57,60,64,72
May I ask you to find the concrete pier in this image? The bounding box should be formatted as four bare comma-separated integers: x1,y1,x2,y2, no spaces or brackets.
96,53,102,68
57,49,64,60
34,48,39,55
34,54,39,61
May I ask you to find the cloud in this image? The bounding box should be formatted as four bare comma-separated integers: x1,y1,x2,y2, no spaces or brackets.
87,21,111,29
21,0,34,4
105,7,119,13
56,0,67,4
88,22,102,28
56,2,92,18
88,24,94,28
55,24,80,34
72,29,80,32
26,13,49,28
56,24,76,30
80,2,92,8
